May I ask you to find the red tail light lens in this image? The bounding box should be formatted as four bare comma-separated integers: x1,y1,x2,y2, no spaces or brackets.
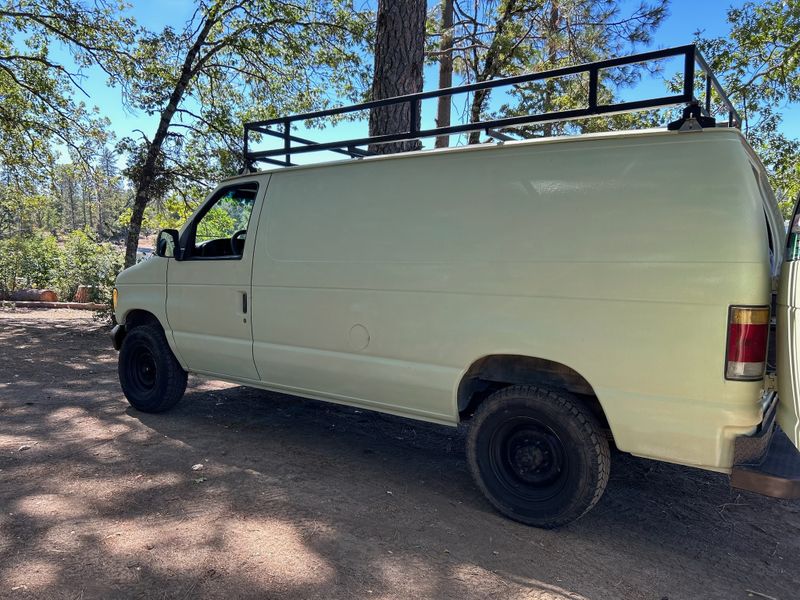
726,306,770,381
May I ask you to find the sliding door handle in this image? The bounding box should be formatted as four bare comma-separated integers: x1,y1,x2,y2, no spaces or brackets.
241,291,248,314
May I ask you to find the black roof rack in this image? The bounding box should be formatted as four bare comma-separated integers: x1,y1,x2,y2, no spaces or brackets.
243,44,740,169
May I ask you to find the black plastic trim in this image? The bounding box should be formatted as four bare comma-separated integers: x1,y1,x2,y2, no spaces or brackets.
110,324,126,351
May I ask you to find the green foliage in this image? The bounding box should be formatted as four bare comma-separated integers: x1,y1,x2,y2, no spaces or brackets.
60,230,123,303
196,205,236,241
0,229,122,304
118,186,253,243
195,193,253,241
0,145,130,239
118,192,200,234
0,231,60,295
427,0,667,142
118,0,374,266
0,1,132,178
0,184,53,235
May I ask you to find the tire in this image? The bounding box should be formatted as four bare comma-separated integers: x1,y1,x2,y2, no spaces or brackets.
466,385,610,528
118,323,188,413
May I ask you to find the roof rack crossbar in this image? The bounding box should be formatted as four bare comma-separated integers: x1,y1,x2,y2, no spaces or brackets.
252,126,373,159
244,44,741,168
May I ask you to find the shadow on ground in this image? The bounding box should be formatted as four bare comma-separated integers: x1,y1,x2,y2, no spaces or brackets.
0,308,798,599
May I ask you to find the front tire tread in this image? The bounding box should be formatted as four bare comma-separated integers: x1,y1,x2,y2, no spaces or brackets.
118,323,187,413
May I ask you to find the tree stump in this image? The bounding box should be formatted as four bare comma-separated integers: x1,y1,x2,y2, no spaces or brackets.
73,285,93,303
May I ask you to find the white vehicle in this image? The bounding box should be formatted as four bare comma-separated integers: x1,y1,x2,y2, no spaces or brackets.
111,46,800,528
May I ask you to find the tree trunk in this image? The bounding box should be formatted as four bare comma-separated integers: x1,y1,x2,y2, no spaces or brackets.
543,1,560,138
123,7,220,268
467,0,519,144
435,0,454,149
368,0,426,155
67,177,76,229
467,89,489,144
96,184,103,238
85,180,93,230
98,147,114,238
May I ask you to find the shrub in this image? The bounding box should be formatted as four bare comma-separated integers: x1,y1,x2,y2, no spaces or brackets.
0,232,61,297
0,230,123,304
59,230,124,304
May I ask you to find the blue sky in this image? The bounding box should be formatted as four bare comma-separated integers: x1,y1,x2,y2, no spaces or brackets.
54,0,799,163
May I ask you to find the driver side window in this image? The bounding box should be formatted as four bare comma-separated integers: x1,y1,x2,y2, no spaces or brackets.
188,182,257,259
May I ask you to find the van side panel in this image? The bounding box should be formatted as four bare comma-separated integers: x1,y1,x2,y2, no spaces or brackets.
250,129,771,469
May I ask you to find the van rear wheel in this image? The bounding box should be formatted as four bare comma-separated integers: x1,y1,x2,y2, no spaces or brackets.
466,385,610,528
118,323,187,413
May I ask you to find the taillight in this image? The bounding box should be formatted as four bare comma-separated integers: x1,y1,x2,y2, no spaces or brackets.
726,306,770,380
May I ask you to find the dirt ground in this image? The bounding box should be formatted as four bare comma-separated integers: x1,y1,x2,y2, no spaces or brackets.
0,308,799,600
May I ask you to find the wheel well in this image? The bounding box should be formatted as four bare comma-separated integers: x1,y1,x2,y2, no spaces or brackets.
457,354,609,429
125,310,161,331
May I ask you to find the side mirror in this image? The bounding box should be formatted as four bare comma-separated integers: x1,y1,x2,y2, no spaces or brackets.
156,229,182,259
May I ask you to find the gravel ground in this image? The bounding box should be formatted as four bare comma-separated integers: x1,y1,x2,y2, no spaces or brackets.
1,306,799,600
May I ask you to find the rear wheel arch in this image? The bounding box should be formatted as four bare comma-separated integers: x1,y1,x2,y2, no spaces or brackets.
457,354,610,432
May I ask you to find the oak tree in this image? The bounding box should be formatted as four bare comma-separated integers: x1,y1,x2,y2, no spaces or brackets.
0,0,132,175
119,0,371,267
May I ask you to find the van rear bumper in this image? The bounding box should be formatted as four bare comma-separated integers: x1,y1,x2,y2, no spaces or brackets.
731,393,800,499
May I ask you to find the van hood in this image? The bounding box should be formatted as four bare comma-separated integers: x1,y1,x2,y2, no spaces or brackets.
116,256,167,286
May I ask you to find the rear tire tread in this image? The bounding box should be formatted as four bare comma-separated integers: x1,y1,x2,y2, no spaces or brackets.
467,384,610,528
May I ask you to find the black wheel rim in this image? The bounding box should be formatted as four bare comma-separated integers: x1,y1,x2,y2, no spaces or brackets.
127,343,158,392
488,417,569,502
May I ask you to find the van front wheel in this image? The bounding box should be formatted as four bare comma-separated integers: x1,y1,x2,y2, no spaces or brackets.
118,324,187,413
466,385,610,528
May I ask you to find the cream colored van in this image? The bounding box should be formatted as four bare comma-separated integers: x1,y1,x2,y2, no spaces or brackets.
110,126,800,527
110,47,800,527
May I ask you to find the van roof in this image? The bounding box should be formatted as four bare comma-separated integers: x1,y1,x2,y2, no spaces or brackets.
221,126,747,183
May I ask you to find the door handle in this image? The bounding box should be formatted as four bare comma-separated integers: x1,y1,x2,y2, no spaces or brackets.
241,291,248,314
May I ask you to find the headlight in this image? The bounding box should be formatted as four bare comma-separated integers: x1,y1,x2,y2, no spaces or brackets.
112,288,118,311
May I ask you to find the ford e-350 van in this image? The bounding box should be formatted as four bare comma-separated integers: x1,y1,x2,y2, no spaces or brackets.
110,46,800,527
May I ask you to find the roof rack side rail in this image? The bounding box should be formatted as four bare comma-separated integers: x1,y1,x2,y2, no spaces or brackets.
243,44,741,169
